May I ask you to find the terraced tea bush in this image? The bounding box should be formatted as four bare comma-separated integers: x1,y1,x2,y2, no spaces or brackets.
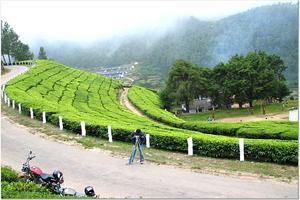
4,60,298,164
127,86,298,140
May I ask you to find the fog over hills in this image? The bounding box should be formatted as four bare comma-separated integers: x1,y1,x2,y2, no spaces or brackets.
30,3,298,88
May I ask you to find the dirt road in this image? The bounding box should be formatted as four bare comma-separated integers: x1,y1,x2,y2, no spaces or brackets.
218,112,289,122
119,88,145,117
1,66,298,198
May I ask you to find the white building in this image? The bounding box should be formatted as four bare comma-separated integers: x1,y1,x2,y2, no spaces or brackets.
289,109,298,121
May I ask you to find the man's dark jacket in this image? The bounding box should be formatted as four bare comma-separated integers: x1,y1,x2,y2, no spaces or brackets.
130,130,145,145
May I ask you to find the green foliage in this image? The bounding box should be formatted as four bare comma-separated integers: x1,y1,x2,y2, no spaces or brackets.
1,166,19,183
127,86,298,140
162,59,209,112
1,166,62,199
4,60,298,164
1,20,34,63
128,86,185,126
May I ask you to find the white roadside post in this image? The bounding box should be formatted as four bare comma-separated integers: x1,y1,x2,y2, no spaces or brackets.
59,116,63,130
187,137,193,156
81,121,86,136
7,98,10,107
146,134,150,148
1,89,3,99
12,100,15,109
239,138,244,161
18,103,22,114
42,112,46,123
4,94,7,104
108,125,112,143
30,107,34,119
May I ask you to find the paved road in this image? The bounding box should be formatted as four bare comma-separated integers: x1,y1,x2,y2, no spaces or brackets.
1,66,298,198
1,65,28,84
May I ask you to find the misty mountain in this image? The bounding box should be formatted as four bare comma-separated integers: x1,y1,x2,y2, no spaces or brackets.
34,3,298,88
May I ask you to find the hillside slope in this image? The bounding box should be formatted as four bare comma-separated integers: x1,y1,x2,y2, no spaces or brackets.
38,3,298,88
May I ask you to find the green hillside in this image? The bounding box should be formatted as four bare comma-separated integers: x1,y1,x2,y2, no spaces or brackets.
128,86,298,140
41,4,298,88
4,60,297,164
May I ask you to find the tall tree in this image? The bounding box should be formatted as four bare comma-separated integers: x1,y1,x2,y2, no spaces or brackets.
1,20,34,63
161,59,207,112
12,41,34,61
211,63,233,108
38,47,47,59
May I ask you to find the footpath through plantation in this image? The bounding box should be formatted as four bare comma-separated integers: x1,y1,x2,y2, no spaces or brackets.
4,60,298,164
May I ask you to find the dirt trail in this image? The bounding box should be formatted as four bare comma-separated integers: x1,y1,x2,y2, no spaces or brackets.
218,112,289,122
1,66,298,198
119,87,146,117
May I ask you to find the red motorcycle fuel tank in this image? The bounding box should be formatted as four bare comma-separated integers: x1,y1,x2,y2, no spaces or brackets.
30,166,42,175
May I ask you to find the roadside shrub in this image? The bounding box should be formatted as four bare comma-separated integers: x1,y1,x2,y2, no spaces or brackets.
1,167,62,199
1,166,19,183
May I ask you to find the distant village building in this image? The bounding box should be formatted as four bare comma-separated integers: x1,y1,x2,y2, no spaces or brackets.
1,54,15,64
97,64,134,80
182,96,213,113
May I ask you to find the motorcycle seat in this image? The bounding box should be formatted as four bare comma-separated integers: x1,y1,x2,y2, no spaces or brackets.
40,173,54,181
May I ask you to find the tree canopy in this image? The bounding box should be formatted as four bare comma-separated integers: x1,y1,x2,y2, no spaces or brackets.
1,20,33,64
161,51,290,111
161,60,208,112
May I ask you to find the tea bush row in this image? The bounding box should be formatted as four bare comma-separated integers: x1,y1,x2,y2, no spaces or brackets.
127,86,298,140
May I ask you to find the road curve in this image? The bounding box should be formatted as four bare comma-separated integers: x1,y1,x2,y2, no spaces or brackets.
119,87,145,117
1,66,298,198
1,65,28,84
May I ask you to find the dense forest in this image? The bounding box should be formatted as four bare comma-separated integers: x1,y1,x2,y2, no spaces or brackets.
32,3,298,89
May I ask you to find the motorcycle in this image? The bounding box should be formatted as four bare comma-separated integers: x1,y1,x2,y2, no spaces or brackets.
21,150,64,192
21,151,97,198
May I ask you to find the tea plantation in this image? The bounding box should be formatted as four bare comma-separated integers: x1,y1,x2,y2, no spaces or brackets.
4,60,298,164
128,86,298,140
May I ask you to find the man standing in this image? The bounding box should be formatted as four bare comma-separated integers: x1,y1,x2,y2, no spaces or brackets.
128,129,145,165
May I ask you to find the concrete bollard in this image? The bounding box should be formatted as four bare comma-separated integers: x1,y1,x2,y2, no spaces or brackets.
30,107,34,119
2,84,5,90
4,94,7,104
81,121,86,136
146,134,150,148
12,100,15,109
239,138,244,161
18,103,22,114
187,137,193,156
7,98,10,107
59,116,63,130
108,125,112,143
42,112,46,123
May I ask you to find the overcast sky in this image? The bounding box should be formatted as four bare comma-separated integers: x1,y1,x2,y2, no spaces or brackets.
1,0,297,44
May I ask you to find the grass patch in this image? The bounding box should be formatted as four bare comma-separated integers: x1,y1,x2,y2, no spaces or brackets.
1,166,64,199
2,104,298,182
180,100,298,121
